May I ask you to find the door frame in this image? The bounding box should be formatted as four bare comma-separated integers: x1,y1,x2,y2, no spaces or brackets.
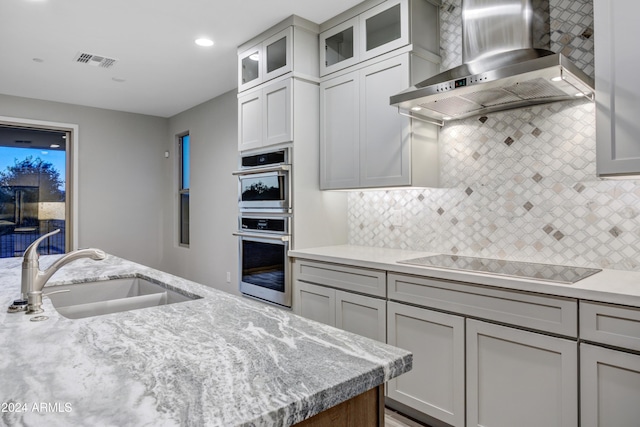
0,115,79,251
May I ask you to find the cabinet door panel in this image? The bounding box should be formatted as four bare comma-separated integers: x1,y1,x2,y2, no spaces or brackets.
262,27,293,83
320,17,360,76
335,290,386,342
238,45,262,92
320,73,360,189
263,79,292,147
595,0,640,176
359,55,411,187
387,302,465,427
466,319,578,427
359,0,409,62
581,343,640,427
238,90,263,151
295,281,336,327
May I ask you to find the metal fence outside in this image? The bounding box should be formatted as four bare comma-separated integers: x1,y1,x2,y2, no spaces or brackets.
0,220,65,258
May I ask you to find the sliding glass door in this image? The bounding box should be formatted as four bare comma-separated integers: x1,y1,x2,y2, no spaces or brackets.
0,125,69,257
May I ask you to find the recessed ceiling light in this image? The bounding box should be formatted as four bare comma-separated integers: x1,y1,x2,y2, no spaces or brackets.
50,144,60,148
249,53,259,61
411,106,422,111
575,92,585,97
443,116,453,120
551,76,563,82
195,38,214,47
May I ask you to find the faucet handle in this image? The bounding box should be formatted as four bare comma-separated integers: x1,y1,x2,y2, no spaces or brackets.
23,229,61,262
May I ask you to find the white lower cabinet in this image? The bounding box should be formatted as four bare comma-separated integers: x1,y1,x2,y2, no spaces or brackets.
466,319,578,427
294,271,386,342
579,301,640,427
387,301,465,427
293,260,619,427
580,343,640,427
335,290,386,341
296,280,336,327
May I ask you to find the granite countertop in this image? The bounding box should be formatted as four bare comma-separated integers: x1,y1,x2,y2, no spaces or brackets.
0,254,411,427
289,245,640,307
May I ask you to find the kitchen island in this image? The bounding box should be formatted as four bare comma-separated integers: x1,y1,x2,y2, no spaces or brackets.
0,254,411,427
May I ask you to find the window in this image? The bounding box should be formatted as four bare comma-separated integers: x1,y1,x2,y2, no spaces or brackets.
0,125,69,258
178,133,190,246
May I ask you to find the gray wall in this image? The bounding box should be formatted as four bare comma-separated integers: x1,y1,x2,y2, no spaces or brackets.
163,90,240,294
0,90,240,291
0,94,167,268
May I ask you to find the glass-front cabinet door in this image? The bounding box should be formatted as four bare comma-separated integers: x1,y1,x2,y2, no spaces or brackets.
320,17,359,76
238,27,292,92
238,47,262,92
262,27,292,82
359,0,409,62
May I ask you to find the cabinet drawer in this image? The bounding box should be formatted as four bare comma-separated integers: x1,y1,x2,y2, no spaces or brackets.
296,260,386,297
388,273,578,337
580,301,640,351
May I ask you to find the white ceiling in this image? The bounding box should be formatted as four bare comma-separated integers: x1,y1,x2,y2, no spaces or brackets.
0,0,363,118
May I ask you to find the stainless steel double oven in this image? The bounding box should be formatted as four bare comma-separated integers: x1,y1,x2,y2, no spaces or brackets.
233,149,292,307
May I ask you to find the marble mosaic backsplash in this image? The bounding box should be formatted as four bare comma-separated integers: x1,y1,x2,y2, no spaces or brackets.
349,100,640,271
348,1,640,271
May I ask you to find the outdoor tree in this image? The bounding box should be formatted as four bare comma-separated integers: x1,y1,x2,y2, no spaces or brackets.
0,156,65,202
0,156,65,228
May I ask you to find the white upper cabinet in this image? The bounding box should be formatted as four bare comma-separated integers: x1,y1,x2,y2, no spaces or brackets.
238,17,319,93
320,72,360,188
320,0,440,77
359,0,409,62
238,28,292,92
320,17,360,76
237,16,320,151
319,0,440,189
320,53,440,189
595,0,640,177
238,78,292,151
262,29,292,83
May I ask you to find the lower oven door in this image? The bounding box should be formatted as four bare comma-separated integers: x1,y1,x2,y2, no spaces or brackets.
235,232,291,307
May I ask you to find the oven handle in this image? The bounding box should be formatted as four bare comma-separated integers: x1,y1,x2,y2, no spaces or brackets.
233,232,290,242
232,164,290,176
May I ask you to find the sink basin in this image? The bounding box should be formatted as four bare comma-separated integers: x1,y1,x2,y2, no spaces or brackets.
46,277,201,319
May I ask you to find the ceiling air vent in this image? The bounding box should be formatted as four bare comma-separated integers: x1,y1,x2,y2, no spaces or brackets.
73,51,118,69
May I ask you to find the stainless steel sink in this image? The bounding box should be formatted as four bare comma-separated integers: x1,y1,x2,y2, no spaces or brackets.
47,277,201,319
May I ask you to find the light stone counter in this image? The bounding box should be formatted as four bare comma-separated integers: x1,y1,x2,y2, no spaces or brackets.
288,245,640,307
0,254,411,426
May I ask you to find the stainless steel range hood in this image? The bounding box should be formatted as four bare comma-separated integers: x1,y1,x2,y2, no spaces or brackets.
390,0,594,124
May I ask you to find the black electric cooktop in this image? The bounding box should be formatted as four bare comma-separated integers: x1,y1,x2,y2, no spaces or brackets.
398,254,601,284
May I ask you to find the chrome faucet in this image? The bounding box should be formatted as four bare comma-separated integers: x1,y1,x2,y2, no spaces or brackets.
21,229,106,314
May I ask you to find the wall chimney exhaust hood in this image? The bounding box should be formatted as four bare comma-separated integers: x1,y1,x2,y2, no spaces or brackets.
390,0,594,125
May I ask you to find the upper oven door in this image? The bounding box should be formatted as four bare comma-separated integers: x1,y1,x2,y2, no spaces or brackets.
235,166,291,212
